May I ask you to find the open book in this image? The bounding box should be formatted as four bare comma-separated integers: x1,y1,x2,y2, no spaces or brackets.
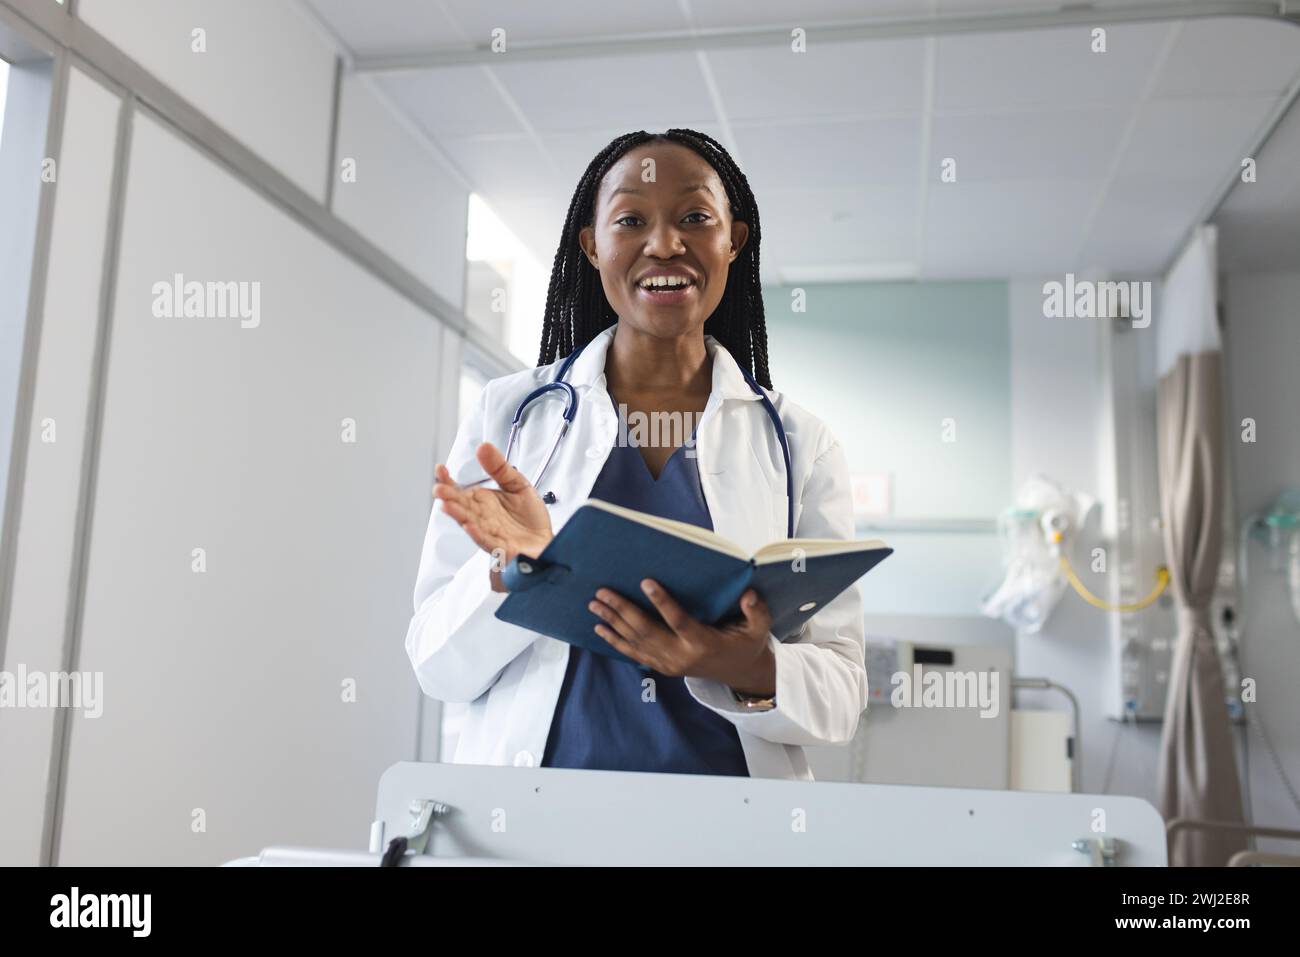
495,498,893,667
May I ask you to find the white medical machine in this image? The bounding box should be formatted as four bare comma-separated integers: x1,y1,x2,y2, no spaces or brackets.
226,761,1167,867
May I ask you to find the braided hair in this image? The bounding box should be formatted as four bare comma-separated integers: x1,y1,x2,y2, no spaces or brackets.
536,129,772,389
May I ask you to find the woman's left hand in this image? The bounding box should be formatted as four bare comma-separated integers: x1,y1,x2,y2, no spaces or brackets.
589,581,776,697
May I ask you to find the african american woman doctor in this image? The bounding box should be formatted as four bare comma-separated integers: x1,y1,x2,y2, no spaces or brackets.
404,129,867,781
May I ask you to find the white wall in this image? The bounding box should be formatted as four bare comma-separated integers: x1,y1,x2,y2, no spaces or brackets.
764,280,1011,617
0,58,51,523
77,0,337,201
1,1,477,865
0,65,121,866
1222,269,1300,847
331,75,469,307
53,111,440,865
1008,278,1167,802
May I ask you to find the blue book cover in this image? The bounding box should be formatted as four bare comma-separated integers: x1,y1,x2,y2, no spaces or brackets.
495,498,893,667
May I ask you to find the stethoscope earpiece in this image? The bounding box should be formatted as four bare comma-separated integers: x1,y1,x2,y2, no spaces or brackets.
542,492,557,505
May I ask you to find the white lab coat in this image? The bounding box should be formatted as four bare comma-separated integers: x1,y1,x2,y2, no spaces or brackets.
405,325,868,780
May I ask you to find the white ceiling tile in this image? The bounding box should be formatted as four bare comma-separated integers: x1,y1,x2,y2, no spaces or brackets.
1077,179,1199,275
759,185,920,269
541,126,728,189
708,38,926,121
490,52,716,134
923,180,1096,277
312,1,1299,279
1113,96,1277,185
440,134,557,199
1151,18,1300,99
540,128,650,188
734,117,922,191
935,23,1173,111
929,107,1127,183
376,68,523,138
306,0,455,56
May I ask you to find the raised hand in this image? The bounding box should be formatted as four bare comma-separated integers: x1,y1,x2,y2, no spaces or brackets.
433,442,554,591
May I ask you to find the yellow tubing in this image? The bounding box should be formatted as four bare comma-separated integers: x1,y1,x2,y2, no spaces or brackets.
1058,555,1170,612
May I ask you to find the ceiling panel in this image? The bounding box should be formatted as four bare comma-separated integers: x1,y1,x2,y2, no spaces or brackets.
1151,18,1300,98
438,134,556,200
306,0,455,55
1077,178,1203,274
923,179,1094,277
733,117,923,193
759,184,921,276
304,0,1300,280
929,107,1127,183
375,67,523,139
1112,96,1278,186
490,52,717,134
541,125,729,187
708,38,926,121
935,23,1174,112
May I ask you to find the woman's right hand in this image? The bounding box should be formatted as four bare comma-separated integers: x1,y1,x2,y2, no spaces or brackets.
433,442,554,592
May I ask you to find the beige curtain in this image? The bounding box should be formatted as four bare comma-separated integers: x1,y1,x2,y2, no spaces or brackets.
1155,350,1246,866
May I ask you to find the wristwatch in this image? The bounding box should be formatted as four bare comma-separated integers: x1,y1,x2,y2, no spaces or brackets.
732,688,777,711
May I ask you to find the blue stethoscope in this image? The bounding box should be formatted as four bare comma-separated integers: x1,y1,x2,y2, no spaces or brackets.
482,338,795,538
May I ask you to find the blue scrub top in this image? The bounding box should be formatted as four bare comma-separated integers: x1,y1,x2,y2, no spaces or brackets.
541,393,750,776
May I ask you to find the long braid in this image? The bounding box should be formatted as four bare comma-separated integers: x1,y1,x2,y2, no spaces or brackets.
537,129,772,390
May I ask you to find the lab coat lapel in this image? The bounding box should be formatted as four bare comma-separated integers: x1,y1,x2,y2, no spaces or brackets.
696,401,783,556
696,339,784,555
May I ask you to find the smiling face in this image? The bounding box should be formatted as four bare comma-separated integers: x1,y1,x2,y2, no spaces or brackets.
578,141,749,341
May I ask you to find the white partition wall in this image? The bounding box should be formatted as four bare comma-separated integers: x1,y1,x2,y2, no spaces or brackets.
76,0,337,200
0,0,510,866
0,64,122,867
0,57,53,517
50,110,442,865
331,74,470,305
